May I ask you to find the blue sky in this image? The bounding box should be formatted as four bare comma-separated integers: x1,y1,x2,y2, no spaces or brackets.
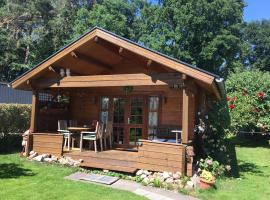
149,0,270,22
244,0,270,21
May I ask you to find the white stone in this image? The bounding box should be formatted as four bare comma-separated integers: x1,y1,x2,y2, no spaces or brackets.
185,181,194,190
44,158,53,163
29,151,35,155
165,178,174,184
33,155,44,162
136,169,144,176
28,152,38,160
103,169,109,173
142,177,150,184
172,173,180,180
190,174,200,187
162,171,170,179
51,156,58,161
140,174,147,179
144,170,151,176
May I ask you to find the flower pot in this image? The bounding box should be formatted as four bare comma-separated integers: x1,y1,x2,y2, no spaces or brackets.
199,178,215,189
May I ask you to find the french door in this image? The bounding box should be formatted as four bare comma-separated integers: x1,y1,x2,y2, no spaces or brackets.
112,96,146,148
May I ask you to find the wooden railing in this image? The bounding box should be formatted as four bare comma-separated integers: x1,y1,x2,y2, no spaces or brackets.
32,133,64,156
137,139,187,174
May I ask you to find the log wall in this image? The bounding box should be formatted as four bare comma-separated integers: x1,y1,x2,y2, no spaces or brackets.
137,140,186,174
32,133,64,156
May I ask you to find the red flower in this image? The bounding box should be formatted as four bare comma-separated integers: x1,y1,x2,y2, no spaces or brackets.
229,104,235,109
227,97,237,102
257,92,265,99
231,97,237,102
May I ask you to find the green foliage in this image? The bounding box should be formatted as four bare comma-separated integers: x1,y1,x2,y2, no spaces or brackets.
0,104,31,134
243,20,270,71
137,0,245,77
153,178,161,187
198,156,225,177
0,133,22,153
226,70,270,132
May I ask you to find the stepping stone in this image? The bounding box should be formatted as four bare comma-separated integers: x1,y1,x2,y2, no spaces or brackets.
79,173,119,185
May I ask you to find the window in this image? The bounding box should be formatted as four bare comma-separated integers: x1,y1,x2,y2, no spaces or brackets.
148,96,159,140
100,97,109,125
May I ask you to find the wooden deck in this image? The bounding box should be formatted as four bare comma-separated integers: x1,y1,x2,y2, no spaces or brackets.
64,149,139,173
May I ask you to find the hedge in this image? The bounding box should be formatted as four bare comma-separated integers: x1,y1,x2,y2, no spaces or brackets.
0,104,31,153
0,104,31,134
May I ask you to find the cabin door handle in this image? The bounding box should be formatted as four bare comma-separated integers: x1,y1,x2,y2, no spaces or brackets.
128,117,130,124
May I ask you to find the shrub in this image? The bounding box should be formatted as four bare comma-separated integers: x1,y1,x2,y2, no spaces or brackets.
226,70,270,132
0,133,22,153
198,156,225,177
0,104,31,134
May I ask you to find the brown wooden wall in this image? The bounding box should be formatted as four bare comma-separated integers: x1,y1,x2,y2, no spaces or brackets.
137,140,186,174
32,133,64,156
68,85,196,129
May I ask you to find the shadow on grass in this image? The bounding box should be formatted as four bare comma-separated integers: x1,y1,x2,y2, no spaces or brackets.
0,163,35,179
226,136,269,178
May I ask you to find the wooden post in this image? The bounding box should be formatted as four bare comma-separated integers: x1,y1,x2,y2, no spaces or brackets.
30,91,38,133
182,87,189,144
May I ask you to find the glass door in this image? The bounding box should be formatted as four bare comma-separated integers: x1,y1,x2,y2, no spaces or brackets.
112,97,126,147
128,97,145,147
112,96,146,148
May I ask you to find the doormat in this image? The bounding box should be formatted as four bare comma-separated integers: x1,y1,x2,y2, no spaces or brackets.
79,173,119,185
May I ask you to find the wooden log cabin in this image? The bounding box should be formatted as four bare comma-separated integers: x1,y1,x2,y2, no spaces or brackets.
10,27,225,176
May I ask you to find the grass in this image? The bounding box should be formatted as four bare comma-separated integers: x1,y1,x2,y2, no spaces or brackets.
0,154,147,200
194,137,270,200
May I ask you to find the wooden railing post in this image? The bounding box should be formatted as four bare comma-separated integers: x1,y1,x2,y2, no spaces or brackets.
182,87,189,144
30,90,38,133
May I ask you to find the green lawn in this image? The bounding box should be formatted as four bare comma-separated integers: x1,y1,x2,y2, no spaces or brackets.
195,137,270,200
0,154,147,200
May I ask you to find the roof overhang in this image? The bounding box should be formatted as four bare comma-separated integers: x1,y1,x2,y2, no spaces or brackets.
9,27,225,100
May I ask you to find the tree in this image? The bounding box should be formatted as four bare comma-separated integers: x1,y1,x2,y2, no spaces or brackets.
73,0,142,40
243,20,270,71
226,70,270,132
136,0,245,77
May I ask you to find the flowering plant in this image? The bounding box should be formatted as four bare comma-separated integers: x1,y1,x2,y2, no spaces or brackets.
226,70,270,132
199,170,215,183
198,156,225,177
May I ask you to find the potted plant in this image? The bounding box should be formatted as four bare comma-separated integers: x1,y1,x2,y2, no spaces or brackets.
199,170,216,189
197,156,225,189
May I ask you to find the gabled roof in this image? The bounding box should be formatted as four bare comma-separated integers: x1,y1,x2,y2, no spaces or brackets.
9,27,225,99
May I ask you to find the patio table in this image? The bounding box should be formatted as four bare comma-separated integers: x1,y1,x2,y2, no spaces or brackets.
171,130,182,144
67,127,91,149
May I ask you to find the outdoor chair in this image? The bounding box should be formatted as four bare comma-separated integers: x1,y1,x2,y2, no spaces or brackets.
58,120,71,150
69,120,78,149
80,121,104,152
103,121,113,149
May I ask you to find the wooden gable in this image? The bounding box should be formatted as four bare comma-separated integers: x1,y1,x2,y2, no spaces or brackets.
10,27,222,99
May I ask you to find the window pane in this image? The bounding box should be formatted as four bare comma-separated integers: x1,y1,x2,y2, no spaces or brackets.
113,98,125,123
131,107,143,115
129,128,142,146
131,98,143,107
130,116,143,124
113,127,124,144
101,111,108,124
149,97,159,110
148,128,157,140
149,112,158,127
101,97,109,110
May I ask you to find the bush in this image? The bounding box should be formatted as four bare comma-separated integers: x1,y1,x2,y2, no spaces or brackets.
0,104,31,134
226,70,270,132
0,133,22,153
